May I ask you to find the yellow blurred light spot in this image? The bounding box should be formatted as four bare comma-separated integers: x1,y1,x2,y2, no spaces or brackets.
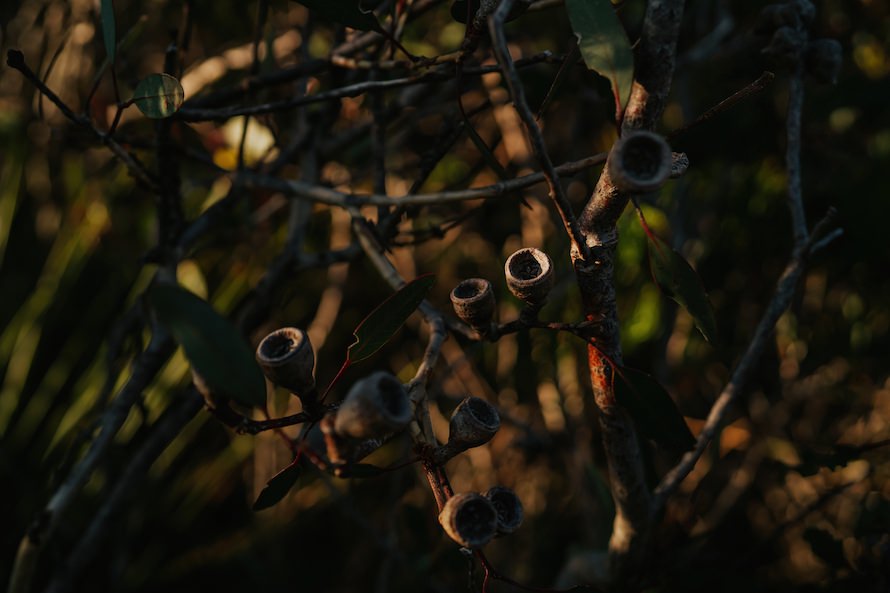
829,107,858,133
853,33,890,79
177,260,208,299
213,147,238,171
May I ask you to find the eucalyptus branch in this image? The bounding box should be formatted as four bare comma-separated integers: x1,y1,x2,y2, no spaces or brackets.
488,0,590,261
6,50,159,192
652,210,840,514
240,152,606,207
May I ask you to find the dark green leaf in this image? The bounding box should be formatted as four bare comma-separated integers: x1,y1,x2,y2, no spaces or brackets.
647,233,718,343
100,0,116,62
565,0,634,114
803,527,847,568
614,367,695,451
347,274,435,364
149,283,265,407
291,0,383,32
132,73,184,119
253,461,302,511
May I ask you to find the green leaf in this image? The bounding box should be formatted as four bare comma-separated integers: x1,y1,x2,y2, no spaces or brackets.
347,274,435,364
132,73,184,119
149,283,265,408
100,0,116,62
647,233,718,343
613,367,695,451
565,0,634,114
291,0,383,32
253,461,302,511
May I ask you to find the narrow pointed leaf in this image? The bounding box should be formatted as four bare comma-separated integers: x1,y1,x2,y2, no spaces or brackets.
253,461,302,510
149,283,266,407
132,73,184,119
647,233,718,343
565,0,634,114
347,274,435,364
100,0,116,62
614,367,695,451
291,0,383,32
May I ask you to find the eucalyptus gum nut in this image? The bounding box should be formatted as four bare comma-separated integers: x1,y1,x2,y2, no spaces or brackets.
438,492,498,549
607,130,672,193
485,486,524,535
256,327,316,395
450,278,495,330
447,396,500,450
762,26,806,67
504,248,554,306
333,371,412,440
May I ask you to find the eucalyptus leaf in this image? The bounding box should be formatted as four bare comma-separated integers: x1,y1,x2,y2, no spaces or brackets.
614,366,696,451
149,283,266,407
100,0,116,62
347,274,435,364
565,0,634,114
132,73,184,119
647,233,718,343
253,461,302,511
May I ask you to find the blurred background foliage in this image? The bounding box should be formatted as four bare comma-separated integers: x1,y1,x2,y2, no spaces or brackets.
1,0,888,591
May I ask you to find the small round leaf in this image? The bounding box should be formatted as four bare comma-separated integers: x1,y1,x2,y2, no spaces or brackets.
132,73,184,119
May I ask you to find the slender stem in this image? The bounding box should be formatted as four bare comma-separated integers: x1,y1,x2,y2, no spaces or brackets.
488,0,589,261
786,64,809,249
240,152,607,208
6,50,158,191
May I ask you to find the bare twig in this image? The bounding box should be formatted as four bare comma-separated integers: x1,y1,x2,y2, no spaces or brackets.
786,64,809,249
488,0,590,261
6,50,159,192
176,53,560,122
240,152,607,207
42,390,204,593
652,209,840,514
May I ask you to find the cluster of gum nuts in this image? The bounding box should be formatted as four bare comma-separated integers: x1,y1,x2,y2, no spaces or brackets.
249,247,557,548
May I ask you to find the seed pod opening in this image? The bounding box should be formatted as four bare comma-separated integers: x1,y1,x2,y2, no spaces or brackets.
256,327,316,396
334,371,412,440
607,130,672,193
447,396,500,451
450,278,496,331
485,486,524,535
438,492,498,549
504,248,554,307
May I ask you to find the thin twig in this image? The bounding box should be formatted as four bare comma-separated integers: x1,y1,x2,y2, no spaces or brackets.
42,390,204,593
6,50,159,192
786,64,809,249
176,53,560,122
488,0,589,261
240,152,607,207
651,210,840,514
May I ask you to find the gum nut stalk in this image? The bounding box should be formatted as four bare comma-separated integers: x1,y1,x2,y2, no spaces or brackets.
607,130,673,193
448,396,500,450
438,493,498,549
504,248,554,306
485,486,524,535
255,327,315,394
450,278,495,330
334,371,412,440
